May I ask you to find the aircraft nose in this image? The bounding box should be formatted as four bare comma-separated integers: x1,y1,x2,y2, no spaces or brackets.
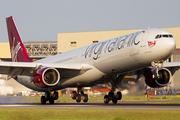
157,37,176,61
167,38,176,54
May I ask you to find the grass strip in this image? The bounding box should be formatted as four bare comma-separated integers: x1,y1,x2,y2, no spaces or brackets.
0,108,179,120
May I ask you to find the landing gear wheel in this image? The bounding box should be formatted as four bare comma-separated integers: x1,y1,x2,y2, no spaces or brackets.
104,95,109,104
72,91,77,99
49,96,54,104
81,91,84,95
45,91,50,100
82,94,88,102
116,91,122,100
53,92,59,100
112,97,117,104
41,96,46,104
76,94,81,102
108,91,114,100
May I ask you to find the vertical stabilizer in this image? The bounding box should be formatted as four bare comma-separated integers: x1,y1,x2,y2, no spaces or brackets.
6,16,32,62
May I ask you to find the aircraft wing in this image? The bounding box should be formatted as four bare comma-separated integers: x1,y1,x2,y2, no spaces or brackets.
163,62,180,68
0,62,92,79
163,62,180,75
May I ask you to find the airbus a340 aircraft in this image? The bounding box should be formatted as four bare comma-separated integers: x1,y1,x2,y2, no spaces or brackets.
1,16,179,104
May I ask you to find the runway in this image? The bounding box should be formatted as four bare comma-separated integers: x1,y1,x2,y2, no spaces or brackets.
0,101,180,109
0,96,180,109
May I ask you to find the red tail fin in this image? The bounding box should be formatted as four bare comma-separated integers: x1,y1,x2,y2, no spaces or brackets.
6,16,32,62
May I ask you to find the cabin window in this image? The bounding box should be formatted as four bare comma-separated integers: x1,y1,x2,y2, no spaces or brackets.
92,41,99,44
70,41,77,47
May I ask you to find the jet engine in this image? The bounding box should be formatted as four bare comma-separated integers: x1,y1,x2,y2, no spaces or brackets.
33,67,60,88
145,68,171,88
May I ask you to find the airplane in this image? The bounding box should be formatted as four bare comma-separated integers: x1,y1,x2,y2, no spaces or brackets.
1,16,178,104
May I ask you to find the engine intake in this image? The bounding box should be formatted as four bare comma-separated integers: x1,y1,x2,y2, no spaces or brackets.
33,67,60,88
145,68,171,88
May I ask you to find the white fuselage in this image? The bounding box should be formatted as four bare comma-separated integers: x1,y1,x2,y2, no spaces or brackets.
17,28,176,91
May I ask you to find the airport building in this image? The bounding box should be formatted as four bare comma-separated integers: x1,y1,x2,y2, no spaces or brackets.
0,27,180,94
0,41,58,61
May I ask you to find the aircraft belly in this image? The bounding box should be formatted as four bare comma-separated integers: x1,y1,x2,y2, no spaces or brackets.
60,67,106,87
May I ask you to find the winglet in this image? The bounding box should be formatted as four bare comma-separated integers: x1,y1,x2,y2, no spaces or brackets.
6,16,32,62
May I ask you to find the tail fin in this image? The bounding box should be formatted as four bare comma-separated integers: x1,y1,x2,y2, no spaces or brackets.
6,16,32,62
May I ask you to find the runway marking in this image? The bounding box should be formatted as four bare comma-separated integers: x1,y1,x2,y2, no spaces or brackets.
0,105,35,107
0,103,180,110
0,104,95,107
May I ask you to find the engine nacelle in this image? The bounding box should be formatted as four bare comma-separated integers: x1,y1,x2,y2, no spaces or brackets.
33,67,60,88
145,68,171,88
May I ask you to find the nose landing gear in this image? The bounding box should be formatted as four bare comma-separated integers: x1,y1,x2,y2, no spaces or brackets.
151,61,164,79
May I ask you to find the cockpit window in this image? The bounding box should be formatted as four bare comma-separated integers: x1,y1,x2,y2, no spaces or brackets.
162,35,168,38
155,35,159,39
155,34,173,39
169,34,173,38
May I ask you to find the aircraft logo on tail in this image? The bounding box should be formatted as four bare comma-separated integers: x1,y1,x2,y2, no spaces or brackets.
11,37,21,62
148,40,156,48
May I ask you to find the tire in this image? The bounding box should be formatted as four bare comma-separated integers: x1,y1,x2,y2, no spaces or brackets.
104,95,109,104
49,96,55,104
41,96,46,104
72,91,77,99
53,92,59,100
116,91,122,100
76,94,81,102
82,94,88,102
81,91,84,95
45,91,50,100
112,97,117,104
108,91,114,100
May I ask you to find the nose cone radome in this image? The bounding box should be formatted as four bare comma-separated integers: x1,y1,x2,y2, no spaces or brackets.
168,38,176,54
159,38,176,60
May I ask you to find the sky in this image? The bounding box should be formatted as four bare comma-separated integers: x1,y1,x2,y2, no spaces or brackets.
0,0,179,42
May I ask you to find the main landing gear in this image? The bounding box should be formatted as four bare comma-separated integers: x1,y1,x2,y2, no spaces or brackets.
104,91,122,104
71,87,88,103
104,73,125,104
41,91,59,104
